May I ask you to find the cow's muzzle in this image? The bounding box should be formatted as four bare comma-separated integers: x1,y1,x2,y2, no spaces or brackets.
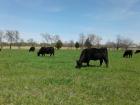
75,60,81,69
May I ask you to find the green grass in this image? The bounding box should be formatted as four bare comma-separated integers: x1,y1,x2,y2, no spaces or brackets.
0,49,140,105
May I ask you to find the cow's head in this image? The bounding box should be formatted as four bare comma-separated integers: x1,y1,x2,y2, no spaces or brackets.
123,53,126,57
75,60,82,68
135,51,138,54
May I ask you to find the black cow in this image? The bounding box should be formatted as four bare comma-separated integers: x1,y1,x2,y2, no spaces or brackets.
29,47,35,52
0,49,1,51
75,48,109,68
123,50,133,58
37,47,54,56
135,50,140,54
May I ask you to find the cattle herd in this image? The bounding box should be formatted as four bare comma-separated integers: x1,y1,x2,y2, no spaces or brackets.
123,50,140,58
0,46,139,69
27,46,140,69
135,50,140,54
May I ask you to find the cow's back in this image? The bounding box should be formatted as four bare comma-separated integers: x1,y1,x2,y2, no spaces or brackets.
79,48,108,60
87,48,107,54
87,48,108,58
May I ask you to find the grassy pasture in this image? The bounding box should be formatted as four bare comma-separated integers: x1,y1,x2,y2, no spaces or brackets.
0,49,140,105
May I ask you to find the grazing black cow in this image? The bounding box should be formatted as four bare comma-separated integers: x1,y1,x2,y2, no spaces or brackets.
123,50,133,58
135,50,140,54
29,47,35,52
0,49,1,51
75,48,109,68
37,47,54,56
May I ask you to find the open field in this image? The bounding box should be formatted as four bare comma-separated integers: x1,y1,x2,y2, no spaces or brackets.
0,49,140,105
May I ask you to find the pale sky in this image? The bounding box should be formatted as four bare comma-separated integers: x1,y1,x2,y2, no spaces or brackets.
0,0,140,43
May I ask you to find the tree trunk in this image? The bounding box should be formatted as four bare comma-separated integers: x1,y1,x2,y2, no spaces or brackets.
0,43,2,49
10,43,12,50
116,46,119,50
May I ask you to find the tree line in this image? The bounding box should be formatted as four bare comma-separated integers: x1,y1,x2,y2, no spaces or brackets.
0,30,139,50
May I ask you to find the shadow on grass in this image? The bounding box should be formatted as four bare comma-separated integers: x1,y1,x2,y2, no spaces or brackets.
75,64,107,70
82,65,100,68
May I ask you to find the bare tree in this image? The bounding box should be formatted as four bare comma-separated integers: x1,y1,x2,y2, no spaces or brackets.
116,35,122,50
41,32,51,44
88,34,96,45
41,33,60,46
69,40,75,49
63,41,69,47
116,35,133,50
87,34,102,47
105,41,116,50
49,35,54,44
121,38,133,50
79,33,86,49
95,35,102,48
0,30,4,49
53,35,60,43
27,38,35,46
51,34,60,47
5,30,17,50
14,31,20,48
18,38,24,49
15,31,19,41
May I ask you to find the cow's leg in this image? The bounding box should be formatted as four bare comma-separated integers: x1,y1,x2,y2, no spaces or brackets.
87,60,90,66
103,57,109,67
100,59,103,66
